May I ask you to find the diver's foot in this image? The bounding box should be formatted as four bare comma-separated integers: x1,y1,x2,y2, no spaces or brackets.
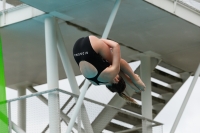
133,74,146,91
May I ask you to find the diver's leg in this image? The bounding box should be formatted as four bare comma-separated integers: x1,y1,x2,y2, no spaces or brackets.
120,59,146,91
119,71,140,92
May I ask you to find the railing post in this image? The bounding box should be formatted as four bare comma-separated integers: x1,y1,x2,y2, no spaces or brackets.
8,101,12,133
173,0,178,13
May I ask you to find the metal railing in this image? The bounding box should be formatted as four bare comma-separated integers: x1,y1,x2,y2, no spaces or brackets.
0,0,23,11
6,88,163,133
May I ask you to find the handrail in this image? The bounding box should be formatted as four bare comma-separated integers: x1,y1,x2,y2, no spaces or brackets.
7,88,163,126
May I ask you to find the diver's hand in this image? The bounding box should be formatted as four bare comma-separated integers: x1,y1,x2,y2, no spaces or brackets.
112,74,120,84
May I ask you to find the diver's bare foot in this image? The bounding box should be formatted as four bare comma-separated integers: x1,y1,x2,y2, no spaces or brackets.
133,74,146,91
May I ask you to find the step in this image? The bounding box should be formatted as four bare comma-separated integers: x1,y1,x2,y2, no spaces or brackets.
153,103,165,112
132,93,166,105
160,92,174,101
152,69,183,84
123,104,141,114
105,122,128,132
171,82,184,92
159,62,184,74
114,112,142,126
152,82,174,94
122,104,157,118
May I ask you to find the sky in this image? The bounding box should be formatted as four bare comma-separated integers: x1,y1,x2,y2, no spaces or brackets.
155,76,200,133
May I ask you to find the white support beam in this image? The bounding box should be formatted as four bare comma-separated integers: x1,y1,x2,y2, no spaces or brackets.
56,23,80,95
102,0,121,39
140,55,152,133
17,88,26,132
56,23,94,133
65,80,91,133
145,0,200,27
0,4,44,27
45,16,60,133
170,63,200,133
2,0,6,10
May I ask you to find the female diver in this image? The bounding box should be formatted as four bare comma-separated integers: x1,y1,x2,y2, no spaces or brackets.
73,35,146,103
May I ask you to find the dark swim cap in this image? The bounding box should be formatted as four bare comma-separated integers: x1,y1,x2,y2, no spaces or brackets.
106,76,126,94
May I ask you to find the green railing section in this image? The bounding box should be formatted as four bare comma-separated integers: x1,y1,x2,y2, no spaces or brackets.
0,36,9,133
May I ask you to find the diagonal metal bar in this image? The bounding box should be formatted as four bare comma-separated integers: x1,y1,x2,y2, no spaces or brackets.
170,63,200,133
41,79,86,133
12,122,26,133
65,80,91,133
102,0,121,39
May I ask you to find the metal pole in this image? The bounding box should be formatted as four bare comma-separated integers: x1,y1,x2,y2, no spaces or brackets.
45,16,60,133
56,23,93,133
65,80,90,133
102,0,121,39
173,0,178,13
17,88,26,132
78,109,81,133
8,102,12,133
3,0,6,10
170,63,200,133
140,55,152,133
56,23,80,95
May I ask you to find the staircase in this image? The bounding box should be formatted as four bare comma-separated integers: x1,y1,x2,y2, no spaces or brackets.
92,60,190,133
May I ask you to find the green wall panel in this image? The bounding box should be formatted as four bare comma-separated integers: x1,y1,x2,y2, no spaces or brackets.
0,36,9,133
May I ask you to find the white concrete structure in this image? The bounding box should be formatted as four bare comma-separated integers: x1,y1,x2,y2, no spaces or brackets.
1,0,200,132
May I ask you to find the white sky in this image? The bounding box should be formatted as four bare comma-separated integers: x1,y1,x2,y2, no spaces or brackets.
155,77,200,133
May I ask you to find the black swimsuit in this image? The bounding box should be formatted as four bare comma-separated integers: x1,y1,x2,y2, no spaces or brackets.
73,36,110,85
